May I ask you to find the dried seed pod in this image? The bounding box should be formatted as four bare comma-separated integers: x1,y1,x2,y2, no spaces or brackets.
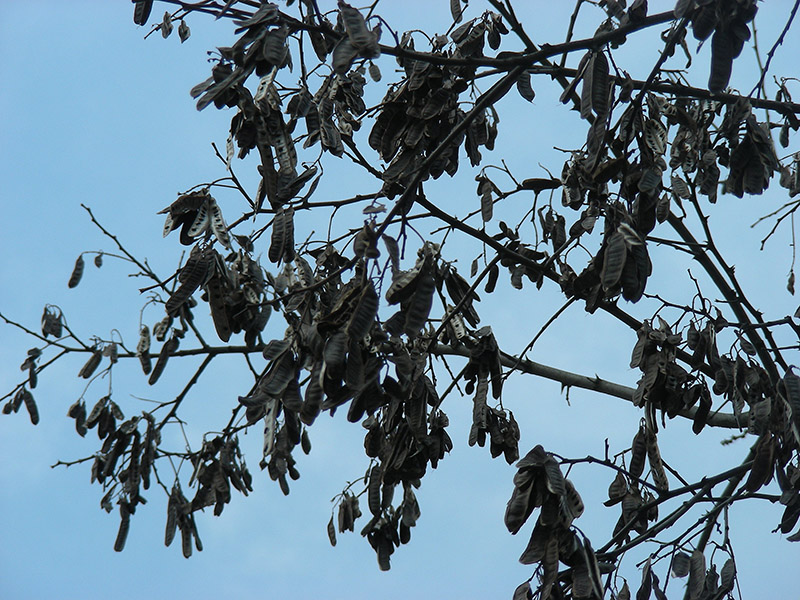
68,255,85,288
688,550,706,600
327,515,337,546
347,283,379,340
149,336,180,385
629,426,647,479
79,350,103,379
114,504,131,552
403,272,435,337
646,430,669,490
133,0,153,25
20,389,38,425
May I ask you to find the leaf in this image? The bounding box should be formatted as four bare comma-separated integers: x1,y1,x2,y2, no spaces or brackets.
68,255,85,288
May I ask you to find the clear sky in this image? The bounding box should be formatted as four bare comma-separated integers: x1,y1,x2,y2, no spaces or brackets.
1,2,799,599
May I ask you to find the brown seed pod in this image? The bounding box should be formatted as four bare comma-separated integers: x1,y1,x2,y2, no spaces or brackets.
68,255,85,288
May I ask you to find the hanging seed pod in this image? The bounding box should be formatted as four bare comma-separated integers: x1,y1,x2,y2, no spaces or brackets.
79,350,103,379
68,255,85,288
20,389,38,425
114,504,131,552
133,0,153,26
136,325,152,375
629,426,647,479
149,336,180,385
178,19,190,42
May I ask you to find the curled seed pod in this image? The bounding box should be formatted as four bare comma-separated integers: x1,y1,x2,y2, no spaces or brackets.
94,253,103,268
68,255,85,288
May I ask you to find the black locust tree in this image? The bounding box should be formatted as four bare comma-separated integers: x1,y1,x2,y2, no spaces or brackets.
3,1,800,598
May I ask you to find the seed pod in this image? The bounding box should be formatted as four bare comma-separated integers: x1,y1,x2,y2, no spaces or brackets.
21,389,38,425
68,255,85,288
149,336,180,385
646,430,669,490
403,272,435,337
327,515,337,546
629,426,647,479
114,504,131,552
368,466,382,516
133,0,153,25
79,350,103,379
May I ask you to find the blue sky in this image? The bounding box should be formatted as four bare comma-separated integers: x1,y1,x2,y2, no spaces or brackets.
2,1,800,598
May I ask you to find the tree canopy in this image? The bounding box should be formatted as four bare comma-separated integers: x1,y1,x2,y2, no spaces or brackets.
3,0,800,598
